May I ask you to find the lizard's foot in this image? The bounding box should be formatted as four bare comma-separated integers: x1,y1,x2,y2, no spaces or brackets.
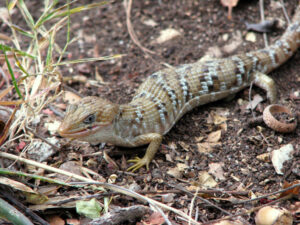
127,156,150,172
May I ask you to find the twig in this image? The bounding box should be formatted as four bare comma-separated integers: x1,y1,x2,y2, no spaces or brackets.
233,182,300,205
0,152,98,183
123,0,155,56
169,184,231,216
49,104,65,118
189,187,199,225
247,115,264,127
169,184,251,225
26,126,60,151
0,152,197,225
259,0,268,47
248,81,255,119
0,168,73,187
70,181,199,225
279,0,291,24
204,194,293,224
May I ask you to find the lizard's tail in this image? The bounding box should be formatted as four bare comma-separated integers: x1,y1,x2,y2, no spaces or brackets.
264,3,300,72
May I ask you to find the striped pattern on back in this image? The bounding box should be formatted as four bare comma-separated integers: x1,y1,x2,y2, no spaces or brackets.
114,8,300,140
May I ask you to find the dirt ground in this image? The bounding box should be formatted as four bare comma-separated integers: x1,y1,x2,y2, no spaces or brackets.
0,0,299,224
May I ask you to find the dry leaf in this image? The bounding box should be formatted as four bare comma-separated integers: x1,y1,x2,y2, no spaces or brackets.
196,142,213,153
148,212,165,225
64,91,81,104
0,177,36,193
279,180,300,198
178,141,190,151
209,162,226,181
246,94,263,110
256,152,270,162
196,142,220,153
207,130,222,143
195,136,204,142
66,219,80,225
47,215,65,225
177,163,189,171
220,0,239,20
167,167,182,178
198,171,218,188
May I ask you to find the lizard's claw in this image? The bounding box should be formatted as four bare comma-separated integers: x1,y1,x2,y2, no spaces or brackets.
127,156,150,172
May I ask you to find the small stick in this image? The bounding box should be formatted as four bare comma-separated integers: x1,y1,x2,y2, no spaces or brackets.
259,0,269,47
279,0,291,24
26,127,60,151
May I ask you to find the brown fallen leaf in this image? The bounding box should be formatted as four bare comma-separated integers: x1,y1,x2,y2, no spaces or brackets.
246,94,263,110
147,211,165,225
220,0,239,20
209,162,226,181
207,130,222,143
279,180,300,198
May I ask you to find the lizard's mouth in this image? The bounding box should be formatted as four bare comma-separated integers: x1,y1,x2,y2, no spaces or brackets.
58,125,101,138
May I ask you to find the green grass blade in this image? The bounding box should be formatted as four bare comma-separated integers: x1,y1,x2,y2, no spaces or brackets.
34,0,77,28
13,53,30,77
0,45,23,99
10,24,34,38
7,0,17,11
46,31,54,66
35,1,109,28
54,1,109,18
0,44,36,59
17,0,35,28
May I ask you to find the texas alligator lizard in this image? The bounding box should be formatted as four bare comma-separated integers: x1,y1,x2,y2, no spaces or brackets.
59,4,300,172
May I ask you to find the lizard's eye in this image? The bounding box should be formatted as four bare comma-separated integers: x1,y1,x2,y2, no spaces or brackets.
83,114,96,124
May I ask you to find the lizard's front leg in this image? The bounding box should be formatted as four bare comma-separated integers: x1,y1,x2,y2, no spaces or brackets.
127,133,162,172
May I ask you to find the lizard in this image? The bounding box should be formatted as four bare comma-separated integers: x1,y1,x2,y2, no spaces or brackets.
58,3,300,172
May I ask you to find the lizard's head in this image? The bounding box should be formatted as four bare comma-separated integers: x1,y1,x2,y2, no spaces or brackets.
58,96,119,141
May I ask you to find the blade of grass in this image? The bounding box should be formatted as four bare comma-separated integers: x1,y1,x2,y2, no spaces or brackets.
0,44,36,59
7,0,18,11
0,45,23,99
10,24,34,38
13,53,30,77
57,0,71,65
34,0,77,28
52,54,124,66
0,168,75,187
17,0,35,28
35,1,109,28
46,30,54,66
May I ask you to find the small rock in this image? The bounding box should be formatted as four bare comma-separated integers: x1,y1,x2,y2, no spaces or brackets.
245,32,256,42
271,144,294,175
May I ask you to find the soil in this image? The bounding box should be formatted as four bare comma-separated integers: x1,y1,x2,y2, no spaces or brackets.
0,0,299,224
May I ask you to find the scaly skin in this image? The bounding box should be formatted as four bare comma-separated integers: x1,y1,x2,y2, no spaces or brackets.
59,4,300,172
